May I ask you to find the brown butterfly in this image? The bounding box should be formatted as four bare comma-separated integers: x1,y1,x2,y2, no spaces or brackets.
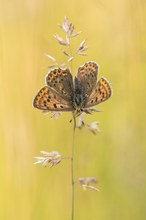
33,62,112,114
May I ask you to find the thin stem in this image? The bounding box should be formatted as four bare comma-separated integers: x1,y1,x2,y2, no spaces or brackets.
71,112,76,220
68,39,75,220
68,44,73,72
62,156,72,160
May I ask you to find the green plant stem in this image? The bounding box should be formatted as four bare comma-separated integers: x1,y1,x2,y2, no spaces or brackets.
71,113,76,220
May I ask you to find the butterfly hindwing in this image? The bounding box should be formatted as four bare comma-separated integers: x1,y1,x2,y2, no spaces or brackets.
46,68,74,101
77,62,98,98
33,86,73,112
85,78,112,108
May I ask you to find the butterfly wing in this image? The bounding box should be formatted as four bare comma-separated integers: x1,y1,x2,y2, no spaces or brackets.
77,62,98,98
85,78,112,108
46,68,74,101
33,86,74,111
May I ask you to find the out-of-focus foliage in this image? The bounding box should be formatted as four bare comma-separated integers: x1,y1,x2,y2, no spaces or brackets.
0,0,146,219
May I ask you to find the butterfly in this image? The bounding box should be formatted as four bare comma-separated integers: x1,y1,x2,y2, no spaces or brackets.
33,62,112,114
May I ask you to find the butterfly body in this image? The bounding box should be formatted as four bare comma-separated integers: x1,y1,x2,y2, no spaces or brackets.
73,77,86,109
33,62,112,114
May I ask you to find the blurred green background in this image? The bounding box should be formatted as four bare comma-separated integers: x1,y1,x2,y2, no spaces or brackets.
0,0,146,219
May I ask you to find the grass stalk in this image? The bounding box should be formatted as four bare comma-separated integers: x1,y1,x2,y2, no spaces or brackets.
71,113,76,220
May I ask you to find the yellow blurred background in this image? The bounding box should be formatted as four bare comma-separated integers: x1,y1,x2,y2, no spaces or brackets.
0,0,146,219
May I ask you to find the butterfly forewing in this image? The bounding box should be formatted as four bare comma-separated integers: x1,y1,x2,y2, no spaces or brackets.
85,78,112,108
46,68,74,101
77,62,98,98
33,86,74,111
